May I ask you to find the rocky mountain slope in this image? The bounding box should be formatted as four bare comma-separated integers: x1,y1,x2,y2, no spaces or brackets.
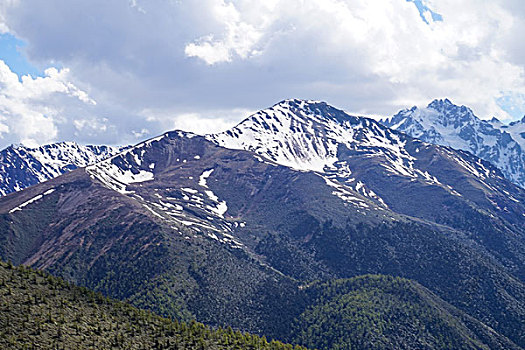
0,142,122,196
0,99,524,348
209,99,525,270
493,115,525,150
382,98,525,188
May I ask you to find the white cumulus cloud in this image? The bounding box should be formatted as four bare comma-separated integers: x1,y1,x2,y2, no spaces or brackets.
0,60,96,147
184,0,266,64
0,0,525,148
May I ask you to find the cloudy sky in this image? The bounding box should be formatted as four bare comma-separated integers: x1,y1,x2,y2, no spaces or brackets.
0,0,524,148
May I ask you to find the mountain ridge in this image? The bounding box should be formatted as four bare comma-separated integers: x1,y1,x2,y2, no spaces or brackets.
208,99,525,227
0,98,524,348
382,98,525,188
0,141,124,196
2,98,523,196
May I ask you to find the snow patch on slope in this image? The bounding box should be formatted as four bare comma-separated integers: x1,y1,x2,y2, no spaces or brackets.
88,162,154,194
199,169,214,188
198,169,228,217
9,188,55,213
86,134,166,194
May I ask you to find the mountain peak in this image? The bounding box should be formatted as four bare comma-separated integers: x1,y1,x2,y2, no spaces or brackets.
427,98,454,108
273,98,337,113
383,99,525,188
208,99,427,191
263,98,364,128
278,98,326,106
426,98,474,116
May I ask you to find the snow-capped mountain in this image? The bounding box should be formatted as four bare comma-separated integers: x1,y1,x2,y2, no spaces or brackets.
207,99,524,218
209,99,413,174
0,142,123,196
1,99,525,347
499,116,525,150
382,98,525,188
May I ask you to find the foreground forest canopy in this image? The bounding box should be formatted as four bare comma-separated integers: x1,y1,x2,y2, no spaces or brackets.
0,261,306,350
1,259,518,350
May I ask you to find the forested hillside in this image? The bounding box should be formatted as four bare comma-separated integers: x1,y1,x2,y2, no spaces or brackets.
0,261,305,350
291,275,519,350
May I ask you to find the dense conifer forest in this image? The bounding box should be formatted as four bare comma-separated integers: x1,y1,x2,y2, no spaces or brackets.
0,261,306,350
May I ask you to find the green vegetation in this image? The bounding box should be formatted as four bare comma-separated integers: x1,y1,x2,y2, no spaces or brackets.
0,261,307,350
291,275,518,350
256,220,525,348
0,258,520,350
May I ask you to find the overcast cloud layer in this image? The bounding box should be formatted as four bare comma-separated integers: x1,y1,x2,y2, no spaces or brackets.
0,0,524,148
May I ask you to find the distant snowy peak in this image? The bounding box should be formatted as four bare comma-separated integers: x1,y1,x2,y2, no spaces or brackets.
0,142,123,196
383,99,525,188
208,101,417,191
488,117,504,129
384,99,499,151
500,115,525,150
208,99,411,174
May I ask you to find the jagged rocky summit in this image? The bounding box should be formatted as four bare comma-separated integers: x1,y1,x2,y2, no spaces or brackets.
382,98,525,188
0,141,123,196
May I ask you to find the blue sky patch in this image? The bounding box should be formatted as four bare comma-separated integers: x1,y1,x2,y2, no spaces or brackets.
496,92,525,120
406,0,443,24
0,33,43,78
